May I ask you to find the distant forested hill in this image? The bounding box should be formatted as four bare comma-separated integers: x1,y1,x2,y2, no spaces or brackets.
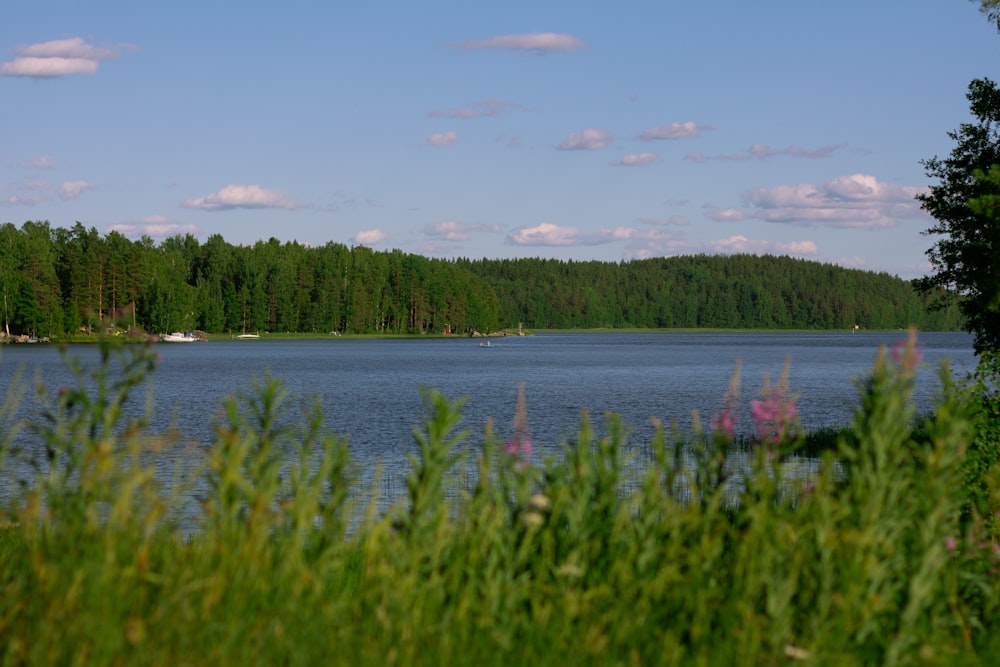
462,253,964,331
0,221,963,338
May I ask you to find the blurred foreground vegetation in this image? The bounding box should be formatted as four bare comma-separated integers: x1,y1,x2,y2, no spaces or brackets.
0,334,998,665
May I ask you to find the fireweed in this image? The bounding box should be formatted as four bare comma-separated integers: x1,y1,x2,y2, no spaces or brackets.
709,357,800,447
710,359,740,441
749,367,800,446
504,381,533,461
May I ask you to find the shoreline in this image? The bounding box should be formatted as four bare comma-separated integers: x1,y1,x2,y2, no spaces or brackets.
3,325,967,345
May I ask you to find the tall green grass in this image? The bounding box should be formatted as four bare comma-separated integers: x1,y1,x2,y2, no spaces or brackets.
0,333,998,665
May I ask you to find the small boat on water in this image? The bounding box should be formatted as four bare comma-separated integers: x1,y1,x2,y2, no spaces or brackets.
478,340,494,348
161,332,198,343
236,333,260,339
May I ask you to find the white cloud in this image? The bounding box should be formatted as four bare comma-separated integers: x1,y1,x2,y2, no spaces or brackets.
182,184,298,211
558,128,613,151
621,230,698,259
640,121,711,141
602,226,663,242
18,155,54,169
621,231,818,260
4,194,46,207
783,240,821,254
355,229,388,246
424,220,503,241
505,219,820,265
2,57,99,77
829,255,867,269
59,181,98,200
508,223,670,247
706,235,819,256
426,131,458,147
705,207,746,222
1,37,135,78
507,222,595,246
639,216,689,226
611,152,659,167
686,143,847,162
748,143,846,159
17,37,118,59
109,216,199,239
428,98,520,119
454,32,586,53
744,173,925,228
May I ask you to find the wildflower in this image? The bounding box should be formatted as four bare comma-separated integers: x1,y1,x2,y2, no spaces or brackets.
751,394,799,443
505,381,533,461
784,645,810,661
504,437,532,458
710,407,737,439
556,562,584,580
890,331,923,379
711,360,741,440
528,493,550,512
520,511,544,528
946,537,957,552
750,361,799,445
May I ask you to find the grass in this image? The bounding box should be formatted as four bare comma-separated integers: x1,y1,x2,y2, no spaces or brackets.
0,334,998,665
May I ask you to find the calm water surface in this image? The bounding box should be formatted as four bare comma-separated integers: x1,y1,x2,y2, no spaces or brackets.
0,332,977,474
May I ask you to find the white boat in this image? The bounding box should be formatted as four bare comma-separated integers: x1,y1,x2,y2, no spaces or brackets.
236,333,260,339
161,332,198,343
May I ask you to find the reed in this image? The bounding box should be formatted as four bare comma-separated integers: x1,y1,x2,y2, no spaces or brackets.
0,334,998,665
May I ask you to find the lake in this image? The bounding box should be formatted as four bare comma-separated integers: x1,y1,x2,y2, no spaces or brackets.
0,331,978,478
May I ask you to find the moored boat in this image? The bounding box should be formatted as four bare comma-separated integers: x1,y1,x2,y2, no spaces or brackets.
161,332,198,343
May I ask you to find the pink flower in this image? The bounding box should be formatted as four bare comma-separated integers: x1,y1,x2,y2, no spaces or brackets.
710,407,737,439
505,437,532,458
506,382,533,462
751,383,799,445
712,363,742,440
946,537,957,552
890,334,923,378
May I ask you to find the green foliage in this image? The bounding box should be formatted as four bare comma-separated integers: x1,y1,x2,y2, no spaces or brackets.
1,336,999,664
401,388,469,531
201,372,355,556
466,253,959,331
0,222,966,338
18,339,159,529
978,0,1000,32
918,78,1000,353
962,350,1000,533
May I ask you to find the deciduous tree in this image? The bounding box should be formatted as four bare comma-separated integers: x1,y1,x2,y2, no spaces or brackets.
917,78,1000,353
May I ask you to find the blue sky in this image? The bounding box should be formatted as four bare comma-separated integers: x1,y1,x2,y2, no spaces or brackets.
2,1,997,278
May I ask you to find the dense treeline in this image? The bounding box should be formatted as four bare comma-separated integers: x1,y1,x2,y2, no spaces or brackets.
463,253,964,331
0,221,963,338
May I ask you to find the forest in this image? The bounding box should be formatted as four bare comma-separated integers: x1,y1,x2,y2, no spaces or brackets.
0,221,964,338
